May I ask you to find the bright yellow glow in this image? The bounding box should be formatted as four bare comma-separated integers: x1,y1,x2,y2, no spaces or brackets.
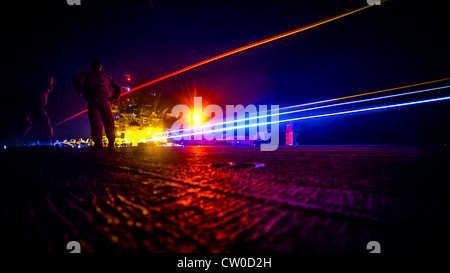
192,114,201,123
115,127,167,146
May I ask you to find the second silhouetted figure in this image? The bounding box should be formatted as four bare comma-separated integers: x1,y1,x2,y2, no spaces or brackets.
73,58,121,150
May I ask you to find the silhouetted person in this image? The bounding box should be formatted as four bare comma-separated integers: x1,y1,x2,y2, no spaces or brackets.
20,75,54,144
72,59,121,150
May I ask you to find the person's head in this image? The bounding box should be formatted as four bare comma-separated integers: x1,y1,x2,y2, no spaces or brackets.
91,58,102,71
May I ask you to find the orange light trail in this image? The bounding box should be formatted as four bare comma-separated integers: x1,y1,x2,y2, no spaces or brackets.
119,3,375,97
280,76,450,111
55,2,384,126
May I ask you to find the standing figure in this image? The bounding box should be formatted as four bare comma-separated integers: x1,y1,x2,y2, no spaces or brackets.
22,75,54,144
72,58,121,150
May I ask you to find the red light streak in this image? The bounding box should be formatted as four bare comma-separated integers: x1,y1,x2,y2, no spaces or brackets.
55,109,88,126
120,3,375,97
55,2,382,126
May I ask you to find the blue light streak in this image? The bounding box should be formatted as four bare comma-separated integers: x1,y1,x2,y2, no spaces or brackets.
157,85,450,136
151,95,450,141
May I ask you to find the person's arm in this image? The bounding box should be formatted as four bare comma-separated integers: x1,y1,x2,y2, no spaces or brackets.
110,78,122,101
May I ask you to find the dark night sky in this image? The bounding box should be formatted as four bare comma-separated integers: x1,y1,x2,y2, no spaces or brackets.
2,0,450,144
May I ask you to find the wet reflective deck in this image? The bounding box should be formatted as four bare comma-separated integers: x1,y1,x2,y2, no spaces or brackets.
1,146,449,253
